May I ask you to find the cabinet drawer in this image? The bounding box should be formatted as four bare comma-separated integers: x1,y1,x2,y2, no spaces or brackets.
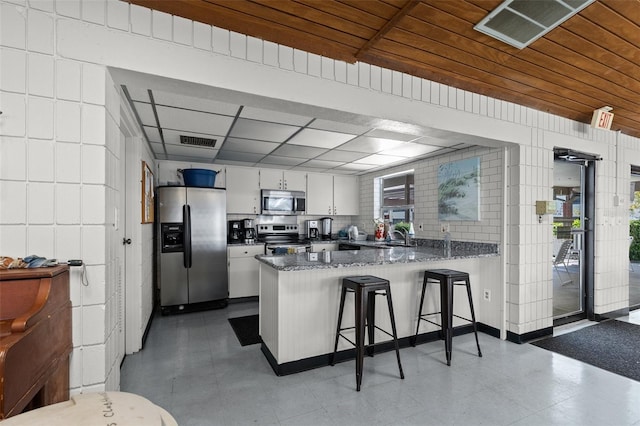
228,245,265,258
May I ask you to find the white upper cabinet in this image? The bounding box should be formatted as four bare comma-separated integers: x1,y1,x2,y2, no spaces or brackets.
260,169,306,191
306,173,334,215
307,173,359,216
333,175,359,216
226,166,260,214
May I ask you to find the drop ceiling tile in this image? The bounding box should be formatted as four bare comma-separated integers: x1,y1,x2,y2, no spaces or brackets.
240,106,312,126
156,106,235,136
365,128,420,142
337,136,406,153
169,154,214,163
216,150,264,163
412,136,460,147
302,159,344,169
308,119,370,135
125,86,150,102
317,149,369,162
354,153,406,165
221,137,280,155
165,143,218,159
270,144,327,159
229,118,300,142
152,90,240,115
150,142,164,155
260,155,306,167
287,128,356,149
134,102,156,126
334,163,378,172
162,129,223,147
379,143,442,157
214,159,254,167
144,126,162,143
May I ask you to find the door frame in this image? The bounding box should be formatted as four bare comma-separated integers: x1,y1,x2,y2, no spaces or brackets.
553,148,598,324
120,99,143,354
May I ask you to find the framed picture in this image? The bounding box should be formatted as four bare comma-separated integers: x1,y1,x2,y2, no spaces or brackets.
438,157,480,221
142,161,154,224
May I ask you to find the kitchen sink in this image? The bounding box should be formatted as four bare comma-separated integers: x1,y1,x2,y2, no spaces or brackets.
384,241,413,247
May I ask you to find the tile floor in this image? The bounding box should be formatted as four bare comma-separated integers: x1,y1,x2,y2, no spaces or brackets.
121,304,640,426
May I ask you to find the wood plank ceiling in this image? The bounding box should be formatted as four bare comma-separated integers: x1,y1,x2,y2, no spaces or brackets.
127,0,640,139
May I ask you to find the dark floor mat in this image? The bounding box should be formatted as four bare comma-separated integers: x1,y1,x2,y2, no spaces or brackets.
531,320,640,382
228,315,260,346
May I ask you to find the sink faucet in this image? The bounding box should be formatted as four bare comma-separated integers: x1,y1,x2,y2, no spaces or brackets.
392,229,412,246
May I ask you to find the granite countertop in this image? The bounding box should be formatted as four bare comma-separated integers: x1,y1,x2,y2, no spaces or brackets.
255,242,499,271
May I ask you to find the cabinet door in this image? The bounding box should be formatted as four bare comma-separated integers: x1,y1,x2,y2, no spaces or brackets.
283,170,306,191
333,175,359,216
259,169,283,190
306,173,333,215
226,166,260,214
228,245,264,298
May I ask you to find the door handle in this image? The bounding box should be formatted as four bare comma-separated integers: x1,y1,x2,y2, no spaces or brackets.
122,238,132,245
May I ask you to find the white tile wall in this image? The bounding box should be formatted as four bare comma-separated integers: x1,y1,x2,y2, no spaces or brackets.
27,8,54,54
0,136,27,180
0,2,26,49
27,97,54,139
1,47,26,93
28,53,54,97
27,139,54,181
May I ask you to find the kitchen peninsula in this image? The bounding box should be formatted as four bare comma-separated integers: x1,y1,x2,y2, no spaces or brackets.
256,241,500,375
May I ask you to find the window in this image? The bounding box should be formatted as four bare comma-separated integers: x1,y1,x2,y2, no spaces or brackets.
379,171,414,224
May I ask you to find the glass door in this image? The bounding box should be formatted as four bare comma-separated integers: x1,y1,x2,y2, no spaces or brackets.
552,158,585,319
629,167,640,309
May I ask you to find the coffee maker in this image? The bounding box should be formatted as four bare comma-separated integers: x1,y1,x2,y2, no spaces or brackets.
320,217,333,239
228,220,243,243
305,220,320,239
243,218,256,243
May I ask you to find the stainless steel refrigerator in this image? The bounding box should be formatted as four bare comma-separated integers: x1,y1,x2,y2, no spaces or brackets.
157,186,228,314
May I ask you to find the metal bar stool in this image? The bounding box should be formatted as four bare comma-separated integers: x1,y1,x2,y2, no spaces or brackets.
413,269,482,366
331,275,404,391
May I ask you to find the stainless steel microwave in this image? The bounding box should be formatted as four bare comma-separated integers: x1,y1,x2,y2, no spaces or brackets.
261,189,305,215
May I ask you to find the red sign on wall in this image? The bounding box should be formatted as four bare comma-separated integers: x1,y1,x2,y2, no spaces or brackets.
590,109,614,130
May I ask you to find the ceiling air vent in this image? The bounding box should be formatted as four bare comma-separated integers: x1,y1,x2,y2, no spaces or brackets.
474,0,596,49
180,135,217,148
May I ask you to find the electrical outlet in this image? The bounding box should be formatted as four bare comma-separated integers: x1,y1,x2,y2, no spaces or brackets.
483,289,491,301
440,223,449,233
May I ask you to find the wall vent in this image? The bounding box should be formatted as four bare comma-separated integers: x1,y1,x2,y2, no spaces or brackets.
180,135,217,148
474,0,596,49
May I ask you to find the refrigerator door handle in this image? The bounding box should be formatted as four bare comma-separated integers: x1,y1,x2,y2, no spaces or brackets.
183,204,192,268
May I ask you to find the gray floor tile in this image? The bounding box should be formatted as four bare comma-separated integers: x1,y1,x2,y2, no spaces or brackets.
121,301,640,426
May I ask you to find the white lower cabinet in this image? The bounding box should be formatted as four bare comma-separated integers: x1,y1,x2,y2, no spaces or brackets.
227,245,265,298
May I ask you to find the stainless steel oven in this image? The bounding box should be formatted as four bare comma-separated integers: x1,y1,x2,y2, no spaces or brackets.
256,216,311,254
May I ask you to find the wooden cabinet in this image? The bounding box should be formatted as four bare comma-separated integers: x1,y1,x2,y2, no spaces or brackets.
260,169,306,191
311,242,338,252
306,173,359,216
226,166,260,214
0,265,72,419
228,245,265,298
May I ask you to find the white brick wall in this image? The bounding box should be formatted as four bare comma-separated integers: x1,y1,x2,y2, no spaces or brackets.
1,0,639,394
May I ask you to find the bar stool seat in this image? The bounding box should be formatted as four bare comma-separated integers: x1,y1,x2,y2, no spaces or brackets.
413,269,482,366
331,275,404,391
